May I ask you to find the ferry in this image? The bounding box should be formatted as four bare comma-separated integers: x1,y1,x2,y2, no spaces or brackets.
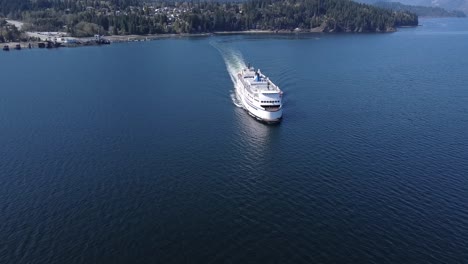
236,64,283,123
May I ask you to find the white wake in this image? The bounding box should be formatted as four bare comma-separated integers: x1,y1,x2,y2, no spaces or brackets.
211,41,246,108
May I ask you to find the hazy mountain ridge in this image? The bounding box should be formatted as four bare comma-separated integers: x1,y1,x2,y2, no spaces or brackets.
356,0,468,13
374,1,466,16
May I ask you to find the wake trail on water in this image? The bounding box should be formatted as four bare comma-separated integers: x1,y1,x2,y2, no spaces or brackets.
210,40,246,108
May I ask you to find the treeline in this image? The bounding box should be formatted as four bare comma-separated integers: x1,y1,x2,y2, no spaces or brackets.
236,0,418,32
0,0,418,37
374,2,466,18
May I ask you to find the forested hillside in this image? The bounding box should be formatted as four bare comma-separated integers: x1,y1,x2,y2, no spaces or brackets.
0,0,418,37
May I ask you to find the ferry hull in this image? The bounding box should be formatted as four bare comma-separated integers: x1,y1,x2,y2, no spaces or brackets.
236,82,283,123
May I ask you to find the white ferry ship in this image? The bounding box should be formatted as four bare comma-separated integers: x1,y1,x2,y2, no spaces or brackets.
236,64,283,123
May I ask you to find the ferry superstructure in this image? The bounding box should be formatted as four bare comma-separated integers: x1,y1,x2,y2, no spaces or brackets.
236,65,283,123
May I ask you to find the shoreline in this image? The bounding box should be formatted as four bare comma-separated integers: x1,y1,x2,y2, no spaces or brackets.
2,26,419,51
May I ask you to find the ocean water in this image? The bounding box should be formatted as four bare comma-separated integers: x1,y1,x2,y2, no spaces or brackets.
1,18,467,263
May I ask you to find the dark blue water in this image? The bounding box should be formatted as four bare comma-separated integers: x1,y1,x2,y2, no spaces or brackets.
1,18,467,263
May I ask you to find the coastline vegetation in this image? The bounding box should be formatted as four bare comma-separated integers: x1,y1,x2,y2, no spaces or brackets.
0,0,418,40
0,19,24,42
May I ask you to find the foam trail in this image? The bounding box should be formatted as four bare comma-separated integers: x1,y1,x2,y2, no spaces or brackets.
211,40,246,108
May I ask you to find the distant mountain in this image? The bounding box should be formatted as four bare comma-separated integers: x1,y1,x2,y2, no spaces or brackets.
374,1,466,16
355,0,468,13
